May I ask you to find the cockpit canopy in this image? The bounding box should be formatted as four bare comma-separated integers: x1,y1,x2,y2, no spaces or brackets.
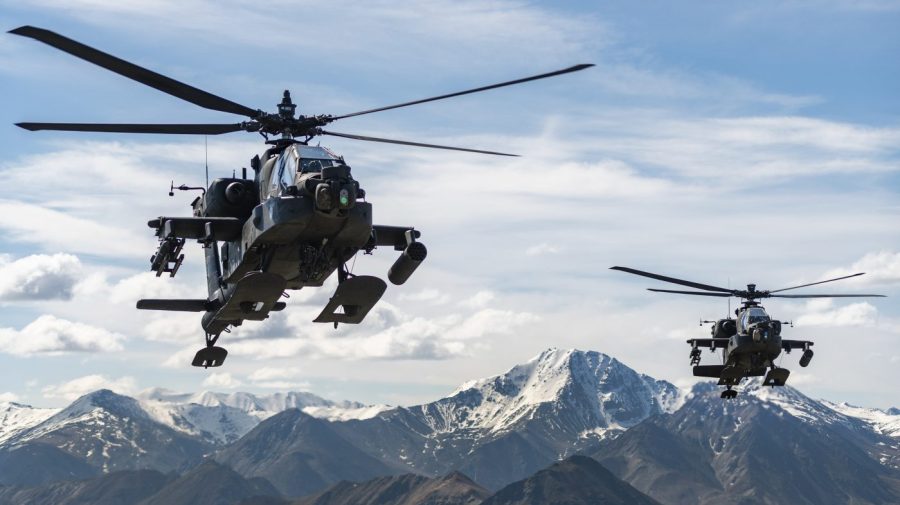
271,144,342,195
739,306,770,333
297,145,341,173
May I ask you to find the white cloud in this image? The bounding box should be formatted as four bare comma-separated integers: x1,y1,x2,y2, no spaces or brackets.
12,0,599,72
202,372,242,389
0,392,20,403
226,305,537,361
823,251,900,286
247,367,310,390
42,374,137,401
0,253,82,301
580,114,900,181
106,272,199,304
247,367,301,382
525,243,562,256
795,301,879,327
141,313,203,344
0,315,125,356
0,200,150,258
445,308,539,340
0,141,248,259
786,372,819,386
460,290,496,309
397,288,451,305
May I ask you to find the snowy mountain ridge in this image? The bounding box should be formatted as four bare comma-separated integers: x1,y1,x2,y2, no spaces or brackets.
135,388,388,444
686,379,900,437
417,348,683,438
0,401,59,445
0,388,387,448
823,400,900,438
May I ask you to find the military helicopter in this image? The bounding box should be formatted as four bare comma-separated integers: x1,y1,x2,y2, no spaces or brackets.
11,25,593,367
611,266,885,399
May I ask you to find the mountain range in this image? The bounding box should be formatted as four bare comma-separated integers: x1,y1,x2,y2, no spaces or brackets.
0,347,898,504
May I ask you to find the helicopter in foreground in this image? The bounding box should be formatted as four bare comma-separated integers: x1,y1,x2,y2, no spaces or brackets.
611,266,885,399
11,25,593,367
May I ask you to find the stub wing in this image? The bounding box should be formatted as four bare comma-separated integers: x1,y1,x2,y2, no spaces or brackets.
148,216,243,241
371,225,420,250
781,339,814,350
687,338,731,350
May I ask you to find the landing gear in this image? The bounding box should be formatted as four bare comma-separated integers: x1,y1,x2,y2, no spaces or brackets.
720,386,738,399
192,333,227,368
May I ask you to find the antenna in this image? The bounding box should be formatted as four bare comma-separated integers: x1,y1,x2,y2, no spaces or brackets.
727,277,731,317
204,136,209,188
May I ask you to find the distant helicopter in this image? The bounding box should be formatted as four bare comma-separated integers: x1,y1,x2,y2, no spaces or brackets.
611,266,885,399
11,25,593,367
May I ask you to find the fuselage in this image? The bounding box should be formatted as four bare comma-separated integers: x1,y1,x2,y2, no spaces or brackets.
199,143,371,301
715,305,783,372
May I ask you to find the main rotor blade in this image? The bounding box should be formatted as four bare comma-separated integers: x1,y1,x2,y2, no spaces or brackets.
9,26,258,118
16,122,246,135
610,266,733,293
770,293,886,298
319,130,518,156
647,288,732,297
332,64,594,120
769,272,866,293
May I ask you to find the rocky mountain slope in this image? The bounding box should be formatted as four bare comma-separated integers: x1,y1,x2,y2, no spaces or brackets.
482,455,661,505
2,347,899,505
295,472,489,505
0,389,385,483
590,382,900,505
0,469,173,505
216,409,396,497
3,390,208,474
223,348,682,492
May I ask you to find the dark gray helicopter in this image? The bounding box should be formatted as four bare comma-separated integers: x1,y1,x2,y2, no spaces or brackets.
611,266,885,399
11,25,592,367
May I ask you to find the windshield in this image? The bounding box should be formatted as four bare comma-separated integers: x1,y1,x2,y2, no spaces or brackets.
742,307,769,328
297,145,340,173
300,158,336,173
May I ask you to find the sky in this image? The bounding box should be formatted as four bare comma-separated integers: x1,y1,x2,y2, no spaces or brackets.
0,0,898,409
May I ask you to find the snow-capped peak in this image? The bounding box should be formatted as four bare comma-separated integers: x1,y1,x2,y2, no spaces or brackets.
421,348,682,437
451,348,579,404
687,380,871,431
822,400,900,438
59,389,148,420
138,388,365,412
136,388,387,444
0,401,59,445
